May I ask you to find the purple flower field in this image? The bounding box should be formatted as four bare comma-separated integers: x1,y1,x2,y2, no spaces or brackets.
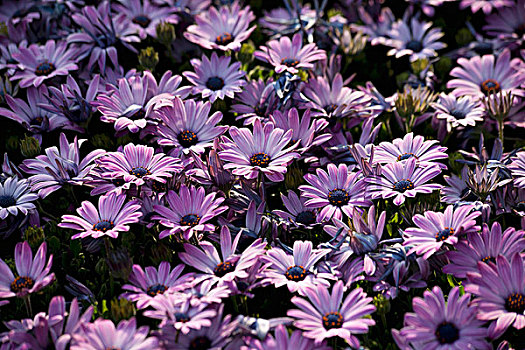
0,0,524,349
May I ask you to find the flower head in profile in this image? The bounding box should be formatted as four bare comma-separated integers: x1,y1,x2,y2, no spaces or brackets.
219,120,300,182
403,204,481,259
299,163,370,221
59,192,142,239
274,190,319,227
367,158,442,206
21,133,104,198
510,151,525,189
95,143,182,189
231,78,278,125
114,0,178,39
179,226,265,286
460,0,513,14
71,318,158,350
447,50,525,99
254,33,326,74
12,40,79,88
465,253,525,338
0,177,37,220
155,97,228,157
393,286,490,350
185,2,255,51
153,185,227,240
432,93,485,132
287,280,376,347
386,17,446,62
0,241,54,299
261,240,331,295
444,222,525,278
121,262,194,309
483,1,525,45
183,52,246,103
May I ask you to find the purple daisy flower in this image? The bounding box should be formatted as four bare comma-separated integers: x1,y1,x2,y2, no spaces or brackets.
432,93,485,132
249,324,331,350
230,78,278,125
441,167,474,204
510,151,525,189
71,318,158,350
367,158,443,206
269,108,331,153
219,119,299,182
386,17,446,62
185,2,255,51
183,279,232,307
0,177,37,220
254,33,327,74
261,240,331,295
21,133,104,198
465,253,525,338
403,204,481,259
179,226,265,286
153,185,227,240
12,40,79,88
273,190,319,227
95,143,182,189
155,97,228,157
0,241,54,299
121,262,194,309
287,280,376,347
374,132,448,169
484,0,525,45
444,222,525,278
460,0,513,14
113,0,178,39
447,49,525,99
394,286,490,349
351,7,396,46
0,86,80,142
59,192,142,239
299,163,370,221
301,73,371,119
183,52,246,103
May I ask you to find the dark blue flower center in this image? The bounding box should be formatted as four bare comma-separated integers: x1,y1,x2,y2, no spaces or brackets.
129,108,146,120
236,280,249,292
180,214,200,226
189,336,212,350
505,293,525,314
481,79,500,94
213,261,235,277
112,178,125,187
146,284,168,297
174,312,190,323
393,179,414,193
295,210,316,225
460,187,478,202
515,201,525,212
177,130,199,148
151,180,166,193
132,15,151,28
481,256,496,264
129,166,151,178
215,32,233,45
406,40,423,52
10,276,34,293
285,265,307,281
449,109,467,119
397,153,416,161
328,189,350,206
93,220,114,232
35,61,55,76
435,227,454,241
322,311,343,330
206,76,225,90
281,58,299,67
30,116,44,126
250,152,271,167
435,322,459,344
0,195,16,208
324,104,338,114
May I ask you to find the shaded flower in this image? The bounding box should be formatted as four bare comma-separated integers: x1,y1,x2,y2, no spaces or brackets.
432,93,485,132
367,158,442,206
0,241,54,299
219,119,299,182
0,177,37,220
153,185,227,240
230,78,278,125
185,2,255,51
403,204,481,259
254,33,326,74
273,190,319,227
460,0,513,14
299,163,370,221
249,324,331,350
114,0,178,39
59,192,142,239
510,151,525,189
183,52,246,103
483,0,525,45
287,280,375,347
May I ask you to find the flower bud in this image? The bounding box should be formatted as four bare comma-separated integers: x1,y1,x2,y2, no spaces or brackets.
106,247,133,280
138,47,159,72
111,298,135,322
20,135,41,158
156,22,176,47
23,225,45,248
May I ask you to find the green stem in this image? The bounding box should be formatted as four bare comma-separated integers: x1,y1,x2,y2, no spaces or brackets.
23,295,33,317
104,237,115,296
498,118,504,145
36,201,59,221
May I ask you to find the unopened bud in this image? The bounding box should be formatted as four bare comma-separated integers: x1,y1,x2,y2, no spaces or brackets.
111,298,135,322
20,135,41,158
156,22,176,47
23,225,45,248
138,47,159,72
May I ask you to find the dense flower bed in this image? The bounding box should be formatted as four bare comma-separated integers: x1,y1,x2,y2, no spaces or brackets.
0,0,524,349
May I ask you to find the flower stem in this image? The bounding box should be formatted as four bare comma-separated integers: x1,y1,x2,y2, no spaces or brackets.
23,295,33,317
